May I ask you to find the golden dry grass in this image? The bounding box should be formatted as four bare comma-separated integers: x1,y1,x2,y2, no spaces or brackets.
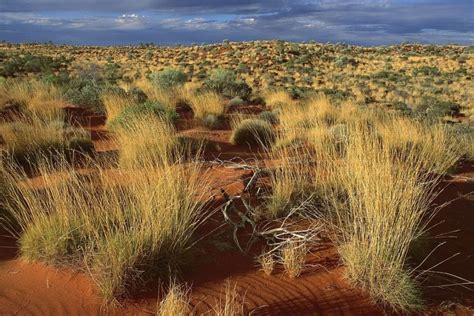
281,241,306,279
214,281,244,316
114,115,178,168
102,92,134,124
3,115,211,300
258,252,274,276
0,79,65,119
264,89,294,109
157,282,191,316
188,91,225,120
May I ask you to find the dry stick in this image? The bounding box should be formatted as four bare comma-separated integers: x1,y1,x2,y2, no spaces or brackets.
214,159,322,254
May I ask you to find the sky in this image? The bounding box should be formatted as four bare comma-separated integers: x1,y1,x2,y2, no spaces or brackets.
0,0,472,46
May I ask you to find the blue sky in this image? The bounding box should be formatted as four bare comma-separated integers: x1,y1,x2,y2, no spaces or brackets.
0,0,472,46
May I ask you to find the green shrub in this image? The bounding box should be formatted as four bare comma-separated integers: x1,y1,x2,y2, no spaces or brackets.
203,69,251,99
111,101,178,128
231,119,275,146
150,68,187,90
64,78,104,113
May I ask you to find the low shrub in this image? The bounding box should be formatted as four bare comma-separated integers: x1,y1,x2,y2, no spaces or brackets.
150,68,187,90
202,113,222,130
64,78,104,113
202,69,251,100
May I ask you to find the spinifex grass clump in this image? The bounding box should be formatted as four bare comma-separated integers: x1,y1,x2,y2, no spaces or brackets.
156,282,191,316
264,142,312,219
110,101,178,129
230,118,275,146
0,113,93,166
115,115,179,168
325,123,451,310
188,91,225,128
3,122,211,300
102,92,135,124
0,79,65,119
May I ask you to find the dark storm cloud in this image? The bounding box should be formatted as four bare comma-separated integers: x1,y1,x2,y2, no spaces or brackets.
0,0,288,14
0,0,472,45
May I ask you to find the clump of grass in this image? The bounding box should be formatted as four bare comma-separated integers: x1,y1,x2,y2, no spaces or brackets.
376,117,461,174
265,143,312,219
258,252,274,276
115,115,178,168
0,162,9,213
188,91,225,121
230,118,275,146
4,147,211,300
214,281,244,316
258,110,279,124
0,79,65,119
280,241,306,279
156,282,191,316
264,89,293,109
325,124,444,310
102,92,134,124
227,97,245,108
135,79,195,111
110,101,178,129
0,113,93,165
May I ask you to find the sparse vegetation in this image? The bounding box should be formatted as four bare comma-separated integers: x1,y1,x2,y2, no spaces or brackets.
0,40,472,314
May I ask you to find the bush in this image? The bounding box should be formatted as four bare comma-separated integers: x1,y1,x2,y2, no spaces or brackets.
202,69,251,100
231,119,275,146
64,78,104,113
111,101,178,129
150,68,187,90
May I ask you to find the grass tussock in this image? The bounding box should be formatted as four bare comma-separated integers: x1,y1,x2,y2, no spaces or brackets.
0,79,65,119
4,142,211,300
264,143,312,219
102,92,135,124
325,123,449,310
115,115,179,168
214,281,244,316
157,282,191,316
258,252,274,276
265,97,463,309
280,241,306,279
264,89,294,109
230,118,275,146
0,113,92,165
188,91,225,120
